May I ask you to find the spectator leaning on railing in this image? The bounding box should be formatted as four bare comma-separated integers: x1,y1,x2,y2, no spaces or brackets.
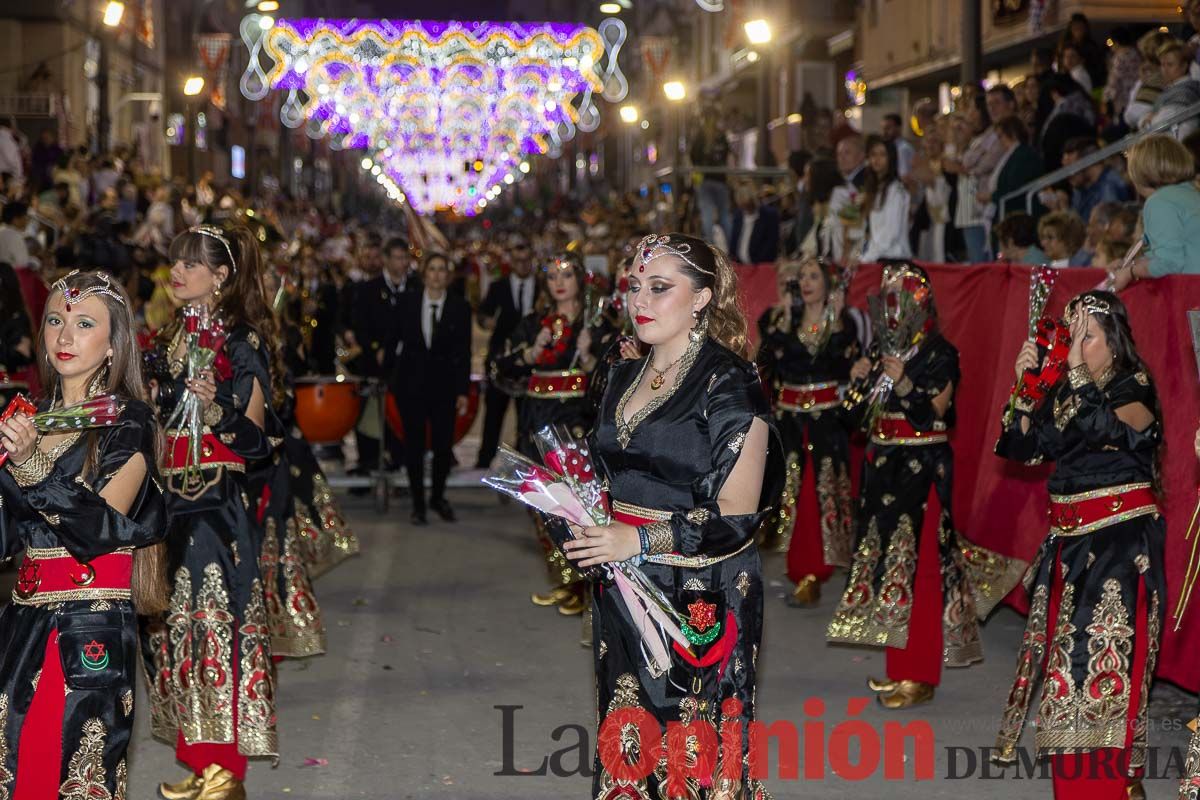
1110,134,1200,289
1142,40,1200,139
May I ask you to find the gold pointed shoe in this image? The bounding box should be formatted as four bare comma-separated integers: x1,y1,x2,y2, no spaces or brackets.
557,592,586,616
866,676,899,693
159,773,204,800
531,587,572,607
877,680,935,709
195,765,246,800
1127,779,1146,800
786,575,820,608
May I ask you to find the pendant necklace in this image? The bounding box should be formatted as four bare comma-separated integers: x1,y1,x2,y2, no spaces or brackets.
648,351,685,391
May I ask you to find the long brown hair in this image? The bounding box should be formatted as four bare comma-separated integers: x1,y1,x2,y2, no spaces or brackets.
38,270,168,612
533,253,587,318
167,224,286,407
650,233,749,358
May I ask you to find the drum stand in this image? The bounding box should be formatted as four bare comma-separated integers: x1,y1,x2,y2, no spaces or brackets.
323,378,390,514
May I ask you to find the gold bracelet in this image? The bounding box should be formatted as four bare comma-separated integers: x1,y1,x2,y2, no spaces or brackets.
9,448,53,487
644,521,674,555
1067,364,1092,389
894,376,914,397
203,402,224,427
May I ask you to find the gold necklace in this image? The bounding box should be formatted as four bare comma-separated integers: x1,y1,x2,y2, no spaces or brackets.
648,351,686,390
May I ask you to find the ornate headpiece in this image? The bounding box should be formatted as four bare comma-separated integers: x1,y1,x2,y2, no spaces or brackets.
51,271,125,311
881,261,929,288
190,225,237,274
1066,293,1112,325
634,234,714,276
544,256,579,273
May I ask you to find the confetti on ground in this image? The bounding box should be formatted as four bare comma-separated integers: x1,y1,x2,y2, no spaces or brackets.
302,758,329,768
380,634,393,643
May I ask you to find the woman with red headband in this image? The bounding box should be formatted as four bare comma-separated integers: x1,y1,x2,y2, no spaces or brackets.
0,270,167,800
828,262,1023,709
563,233,782,799
756,257,858,607
996,291,1163,800
492,253,615,620
142,224,281,800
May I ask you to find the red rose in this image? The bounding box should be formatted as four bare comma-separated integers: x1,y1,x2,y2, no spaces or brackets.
543,450,566,476
198,330,214,350
213,351,233,382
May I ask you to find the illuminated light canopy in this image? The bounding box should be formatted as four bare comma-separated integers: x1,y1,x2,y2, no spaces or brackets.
242,18,626,213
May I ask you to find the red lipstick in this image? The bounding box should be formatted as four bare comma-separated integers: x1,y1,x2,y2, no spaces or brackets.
55,352,75,361
635,315,654,324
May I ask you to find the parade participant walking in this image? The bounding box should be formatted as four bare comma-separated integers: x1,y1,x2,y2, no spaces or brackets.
492,254,614,616
756,258,857,606
563,233,781,799
143,224,280,800
828,263,1023,708
392,251,471,525
0,270,167,800
995,291,1163,800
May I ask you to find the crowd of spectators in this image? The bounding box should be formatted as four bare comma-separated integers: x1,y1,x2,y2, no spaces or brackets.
690,11,1200,286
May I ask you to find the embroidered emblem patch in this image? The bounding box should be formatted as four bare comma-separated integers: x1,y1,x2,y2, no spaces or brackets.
687,600,717,632
81,640,109,671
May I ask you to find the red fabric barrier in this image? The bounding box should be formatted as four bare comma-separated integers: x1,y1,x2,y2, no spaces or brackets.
736,262,1200,691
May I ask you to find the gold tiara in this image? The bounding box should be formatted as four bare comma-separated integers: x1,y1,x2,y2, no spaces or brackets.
52,270,125,311
635,234,715,276
191,225,237,274
882,262,928,286
1066,293,1112,325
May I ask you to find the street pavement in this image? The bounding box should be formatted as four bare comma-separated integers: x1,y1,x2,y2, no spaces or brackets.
120,487,1196,799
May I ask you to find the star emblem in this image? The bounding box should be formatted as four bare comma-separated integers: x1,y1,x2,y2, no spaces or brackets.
687,600,717,633
83,640,106,661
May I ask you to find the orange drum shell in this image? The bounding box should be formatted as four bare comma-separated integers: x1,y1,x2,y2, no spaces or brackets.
295,380,361,443
387,381,481,445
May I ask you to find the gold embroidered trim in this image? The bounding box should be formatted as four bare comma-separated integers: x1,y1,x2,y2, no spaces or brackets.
894,376,914,397
203,403,224,427
1051,506,1160,538
870,432,949,446
778,381,843,412
645,537,754,568
9,448,53,486
1067,364,1092,389
25,546,133,559
1050,482,1153,504
160,461,246,476
614,336,703,449
11,587,132,606
611,500,672,522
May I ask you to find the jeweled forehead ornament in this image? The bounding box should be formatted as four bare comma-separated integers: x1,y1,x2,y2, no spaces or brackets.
545,257,575,273
52,270,126,311
635,234,714,276
191,224,238,275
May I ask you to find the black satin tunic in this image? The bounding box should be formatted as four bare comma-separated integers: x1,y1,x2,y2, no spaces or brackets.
587,339,782,799
0,400,167,799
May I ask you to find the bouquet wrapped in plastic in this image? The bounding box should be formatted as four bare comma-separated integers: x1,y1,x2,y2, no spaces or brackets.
483,425,694,673
0,393,124,467
1004,267,1068,422
163,306,228,488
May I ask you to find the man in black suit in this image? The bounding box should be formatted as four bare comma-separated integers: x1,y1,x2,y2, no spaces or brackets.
351,235,419,480
392,252,471,524
474,234,536,469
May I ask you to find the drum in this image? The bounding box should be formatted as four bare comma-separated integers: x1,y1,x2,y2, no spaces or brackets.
386,378,481,446
294,375,361,443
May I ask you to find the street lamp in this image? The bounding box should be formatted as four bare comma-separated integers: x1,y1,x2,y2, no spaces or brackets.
102,1,125,27
257,0,280,10
183,76,205,97
744,19,775,167
599,2,621,12
744,19,772,44
183,76,205,184
662,81,686,101
619,104,639,124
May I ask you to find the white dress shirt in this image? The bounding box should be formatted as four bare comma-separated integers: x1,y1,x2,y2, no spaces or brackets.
860,182,913,262
421,291,443,349
0,225,31,269
510,274,535,316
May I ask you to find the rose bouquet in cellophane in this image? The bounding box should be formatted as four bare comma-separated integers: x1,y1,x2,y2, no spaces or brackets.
163,305,228,487
0,393,124,467
484,424,694,672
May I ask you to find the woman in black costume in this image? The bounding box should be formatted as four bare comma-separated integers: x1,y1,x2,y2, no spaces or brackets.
142,224,280,800
563,233,782,800
756,258,857,606
492,254,614,617
994,291,1163,800
0,270,167,800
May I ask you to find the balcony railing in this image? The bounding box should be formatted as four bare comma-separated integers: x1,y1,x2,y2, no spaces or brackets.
0,94,59,118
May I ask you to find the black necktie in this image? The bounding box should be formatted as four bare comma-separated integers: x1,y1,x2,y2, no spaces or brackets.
518,280,528,315
428,302,441,348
